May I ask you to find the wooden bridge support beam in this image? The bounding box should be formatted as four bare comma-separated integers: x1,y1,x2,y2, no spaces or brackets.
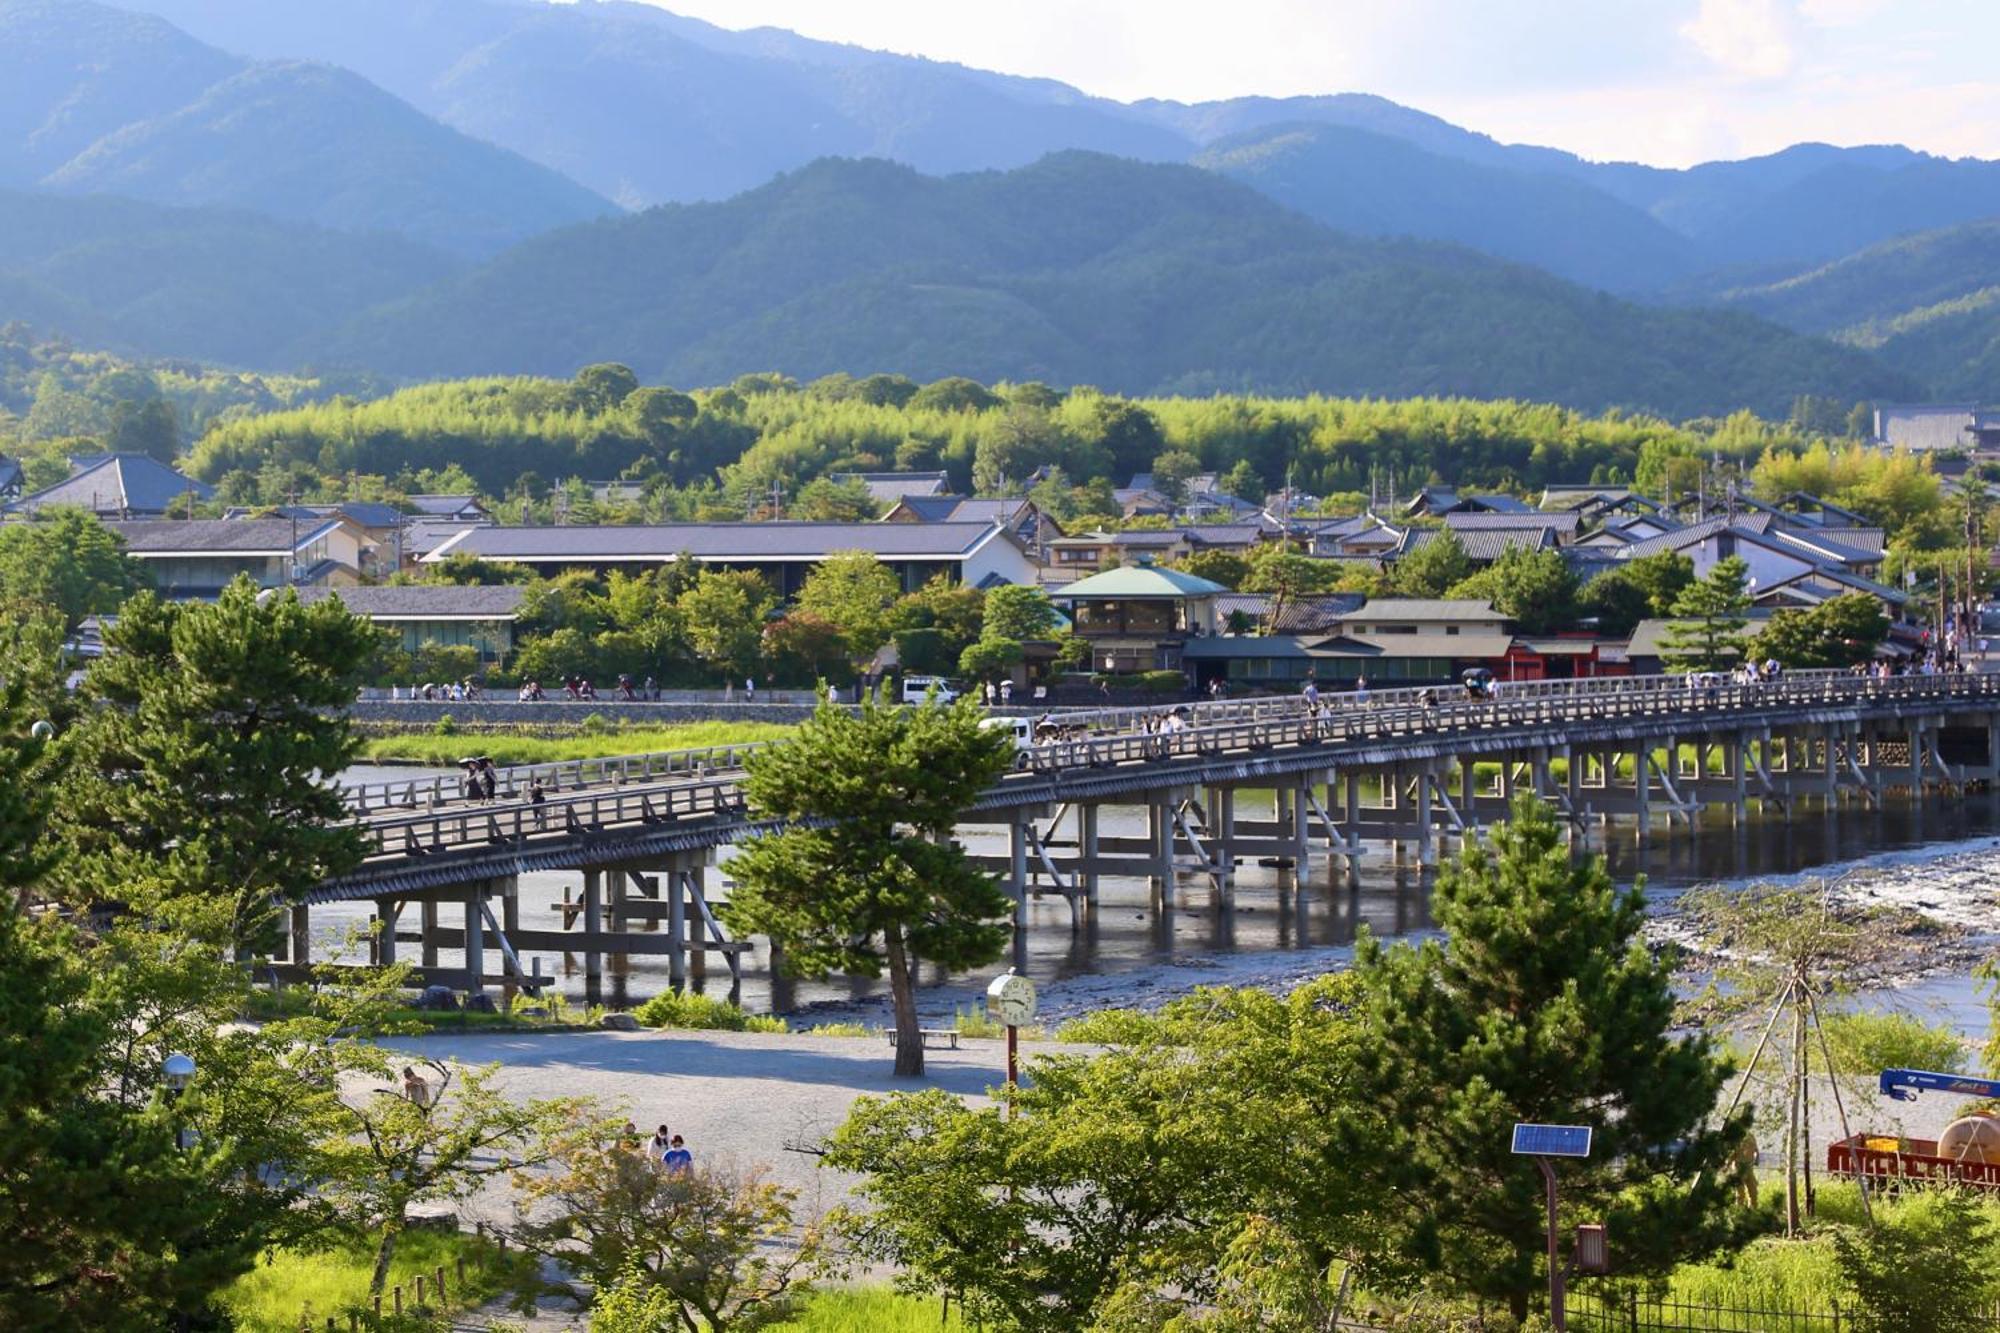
289,903,311,968
373,898,401,965
1079,801,1101,914
582,870,603,988
463,884,485,997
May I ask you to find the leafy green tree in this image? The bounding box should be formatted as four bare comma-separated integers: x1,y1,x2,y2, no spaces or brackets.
106,396,180,464
1352,797,1749,1319
793,551,904,663
1150,449,1204,505
1623,550,1696,616
576,363,641,411
628,385,698,442
1833,1191,2000,1333
1751,593,1887,669
1578,568,1654,638
1447,546,1578,635
1393,529,1471,598
678,569,775,679
0,508,148,630
828,979,1386,1333
1220,458,1265,506
762,613,848,684
790,476,878,521
53,580,380,952
720,692,1012,1076
909,377,1001,414
514,1116,824,1330
975,405,1069,494
958,636,1023,680
1660,555,1753,671
1174,549,1251,591
979,584,1059,642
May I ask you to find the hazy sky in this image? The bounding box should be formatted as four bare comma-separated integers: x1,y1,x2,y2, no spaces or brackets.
637,0,1997,167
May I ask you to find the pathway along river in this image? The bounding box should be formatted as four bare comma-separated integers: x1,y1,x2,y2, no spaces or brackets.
329,766,2000,1039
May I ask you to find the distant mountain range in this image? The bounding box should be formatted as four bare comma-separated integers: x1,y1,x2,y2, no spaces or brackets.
1,0,1998,409
0,0,612,255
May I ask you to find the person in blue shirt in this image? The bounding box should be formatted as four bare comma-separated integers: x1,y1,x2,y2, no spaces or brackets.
662,1134,693,1173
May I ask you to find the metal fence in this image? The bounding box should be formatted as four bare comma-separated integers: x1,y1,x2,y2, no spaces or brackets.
1568,1291,2000,1332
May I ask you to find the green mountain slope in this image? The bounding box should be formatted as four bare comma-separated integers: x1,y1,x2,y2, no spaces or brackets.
1195,122,1702,294
0,189,460,366
2,0,614,254
1705,220,2000,397
318,153,1916,418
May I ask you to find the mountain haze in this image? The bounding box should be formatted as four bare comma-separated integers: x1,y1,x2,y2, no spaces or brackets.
0,0,615,254
0,189,459,366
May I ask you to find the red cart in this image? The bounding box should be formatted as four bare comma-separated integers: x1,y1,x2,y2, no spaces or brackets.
1827,1134,2000,1190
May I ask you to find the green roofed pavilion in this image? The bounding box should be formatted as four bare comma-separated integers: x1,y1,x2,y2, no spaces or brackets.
1051,566,1231,599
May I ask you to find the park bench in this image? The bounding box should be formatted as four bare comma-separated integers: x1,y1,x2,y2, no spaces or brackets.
885,1027,961,1049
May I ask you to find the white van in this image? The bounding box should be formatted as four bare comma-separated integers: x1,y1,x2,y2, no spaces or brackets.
980,715,1036,768
900,675,961,705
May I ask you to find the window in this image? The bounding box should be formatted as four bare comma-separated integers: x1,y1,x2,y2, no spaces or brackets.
1446,626,1459,635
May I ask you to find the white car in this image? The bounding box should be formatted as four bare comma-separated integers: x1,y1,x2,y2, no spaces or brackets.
899,675,961,705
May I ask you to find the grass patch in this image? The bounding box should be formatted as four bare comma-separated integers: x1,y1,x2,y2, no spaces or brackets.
243,986,602,1033
216,1230,521,1331
359,721,796,767
635,989,789,1033
951,1003,1042,1040
772,1285,965,1331
805,1021,879,1038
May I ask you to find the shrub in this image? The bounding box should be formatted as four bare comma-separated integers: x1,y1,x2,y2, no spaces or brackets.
634,990,789,1033
1820,1008,1968,1077
431,713,458,737
1054,1008,1158,1045
1138,669,1188,694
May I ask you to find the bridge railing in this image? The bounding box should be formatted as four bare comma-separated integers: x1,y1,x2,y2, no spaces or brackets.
339,669,1998,865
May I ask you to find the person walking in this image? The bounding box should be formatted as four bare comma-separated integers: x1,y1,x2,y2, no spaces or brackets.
744,676,755,703
662,1135,693,1173
647,1124,672,1164
401,1066,431,1107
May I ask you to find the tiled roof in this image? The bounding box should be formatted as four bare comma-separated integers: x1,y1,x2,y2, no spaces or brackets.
1467,494,1536,513
1403,527,1552,561
1183,524,1268,548
104,518,321,554
11,454,212,516
1335,598,1502,622
834,471,952,502
1763,528,1879,567
406,522,481,556
408,494,487,518
1214,592,1366,633
294,585,527,619
1444,511,1581,535
427,521,1011,562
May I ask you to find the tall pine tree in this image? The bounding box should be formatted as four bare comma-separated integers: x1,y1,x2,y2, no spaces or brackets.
720,688,1013,1076
1352,797,1750,1319
1660,555,1753,672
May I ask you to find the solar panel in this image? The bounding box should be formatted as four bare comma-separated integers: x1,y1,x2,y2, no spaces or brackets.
1511,1123,1593,1158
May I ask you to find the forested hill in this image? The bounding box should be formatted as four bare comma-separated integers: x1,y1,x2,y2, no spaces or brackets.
316,152,1915,420
0,190,459,368
0,0,614,255
1706,220,2000,400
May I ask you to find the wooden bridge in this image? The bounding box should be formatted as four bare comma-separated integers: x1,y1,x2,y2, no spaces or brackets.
293,670,2000,998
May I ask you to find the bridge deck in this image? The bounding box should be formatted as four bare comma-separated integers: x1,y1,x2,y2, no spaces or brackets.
310,670,2000,903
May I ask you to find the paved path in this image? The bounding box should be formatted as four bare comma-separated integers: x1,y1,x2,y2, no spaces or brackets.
386,1027,1017,1218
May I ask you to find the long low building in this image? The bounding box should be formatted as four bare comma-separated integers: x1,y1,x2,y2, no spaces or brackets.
421,521,1038,594
104,518,364,599
292,585,526,662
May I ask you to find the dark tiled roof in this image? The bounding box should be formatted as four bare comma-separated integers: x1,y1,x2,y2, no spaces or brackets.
294,585,526,618
1444,511,1581,534
104,519,315,554
406,522,481,556
408,494,487,518
1403,527,1552,560
11,454,212,515
834,471,951,501
429,522,1011,562
1467,494,1536,513
1215,592,1366,633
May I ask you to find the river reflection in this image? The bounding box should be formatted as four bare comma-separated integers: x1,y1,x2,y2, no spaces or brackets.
313,773,2000,1015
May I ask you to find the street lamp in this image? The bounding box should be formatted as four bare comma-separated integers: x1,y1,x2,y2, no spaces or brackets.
1510,1123,1593,1331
